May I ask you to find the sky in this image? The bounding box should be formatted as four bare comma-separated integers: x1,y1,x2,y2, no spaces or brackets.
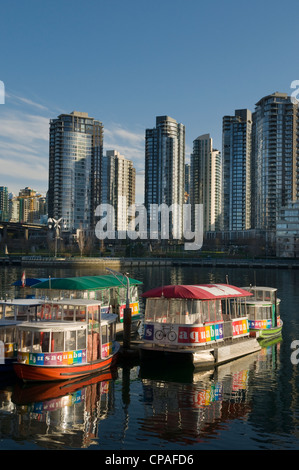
1,0,299,202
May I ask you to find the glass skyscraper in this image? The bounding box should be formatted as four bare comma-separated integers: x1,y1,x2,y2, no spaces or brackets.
252,92,299,230
48,111,103,232
101,150,136,235
0,186,9,222
191,134,222,233
222,109,252,231
145,115,185,239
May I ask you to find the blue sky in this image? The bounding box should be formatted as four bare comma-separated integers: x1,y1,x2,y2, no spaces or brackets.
1,0,299,202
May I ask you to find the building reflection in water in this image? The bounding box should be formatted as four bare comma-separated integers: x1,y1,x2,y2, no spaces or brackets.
7,368,117,449
138,339,281,445
0,339,281,449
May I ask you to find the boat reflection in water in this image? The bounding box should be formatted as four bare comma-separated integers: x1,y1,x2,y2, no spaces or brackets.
139,339,282,446
10,368,117,449
0,338,282,449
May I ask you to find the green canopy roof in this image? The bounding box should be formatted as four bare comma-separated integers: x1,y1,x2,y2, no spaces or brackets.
33,274,142,291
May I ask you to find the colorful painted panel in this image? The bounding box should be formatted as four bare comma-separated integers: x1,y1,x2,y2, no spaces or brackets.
143,322,224,346
249,319,272,330
17,349,87,366
101,342,112,358
119,302,140,321
232,318,249,336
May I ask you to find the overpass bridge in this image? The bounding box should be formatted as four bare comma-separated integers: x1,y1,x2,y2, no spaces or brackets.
0,221,47,241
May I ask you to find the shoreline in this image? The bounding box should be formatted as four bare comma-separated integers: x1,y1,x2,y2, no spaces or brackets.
1,255,299,270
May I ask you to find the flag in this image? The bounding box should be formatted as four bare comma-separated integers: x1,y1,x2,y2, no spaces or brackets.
21,271,26,287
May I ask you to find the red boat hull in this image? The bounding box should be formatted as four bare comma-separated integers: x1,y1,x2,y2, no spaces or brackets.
13,353,119,382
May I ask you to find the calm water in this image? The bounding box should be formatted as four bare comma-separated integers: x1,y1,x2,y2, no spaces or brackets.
0,263,299,451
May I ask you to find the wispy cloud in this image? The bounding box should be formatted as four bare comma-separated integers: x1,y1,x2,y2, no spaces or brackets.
104,123,145,201
0,102,49,194
104,123,144,164
0,94,147,201
6,92,49,111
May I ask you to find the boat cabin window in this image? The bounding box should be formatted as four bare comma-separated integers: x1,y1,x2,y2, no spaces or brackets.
101,322,115,345
109,322,115,341
247,305,272,321
255,291,265,301
51,331,64,352
62,304,75,321
0,326,15,344
131,286,138,302
145,298,223,324
101,325,108,344
33,331,50,352
0,305,8,319
222,298,247,318
118,287,127,304
40,303,94,322
87,305,100,322
32,331,50,353
75,305,86,322
19,330,34,352
77,329,86,349
0,304,40,322
145,298,168,322
65,330,76,351
1,305,14,319
251,289,275,302
18,328,87,353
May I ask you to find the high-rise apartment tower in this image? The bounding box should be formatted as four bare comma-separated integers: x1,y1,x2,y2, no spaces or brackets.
48,111,103,232
252,92,299,230
102,150,136,234
222,109,252,231
145,115,185,239
191,134,222,233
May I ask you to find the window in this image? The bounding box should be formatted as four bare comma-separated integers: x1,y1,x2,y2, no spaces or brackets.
77,329,86,349
19,330,32,352
65,330,76,351
51,331,64,352
101,325,108,344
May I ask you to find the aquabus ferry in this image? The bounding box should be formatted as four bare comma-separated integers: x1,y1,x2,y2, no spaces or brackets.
139,284,261,368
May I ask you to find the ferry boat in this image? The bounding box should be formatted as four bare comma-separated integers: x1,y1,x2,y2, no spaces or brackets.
31,274,143,336
13,299,120,382
0,299,44,370
241,286,283,341
139,284,261,368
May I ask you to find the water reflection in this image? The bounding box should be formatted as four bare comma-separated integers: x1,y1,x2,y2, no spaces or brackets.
0,338,284,450
0,369,117,449
0,264,298,449
138,342,282,446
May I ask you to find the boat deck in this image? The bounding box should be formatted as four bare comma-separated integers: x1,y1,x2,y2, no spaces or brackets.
139,336,261,368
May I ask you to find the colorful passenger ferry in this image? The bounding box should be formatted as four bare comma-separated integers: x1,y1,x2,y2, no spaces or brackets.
13,299,119,382
241,286,283,341
0,299,43,370
139,284,261,368
31,274,143,336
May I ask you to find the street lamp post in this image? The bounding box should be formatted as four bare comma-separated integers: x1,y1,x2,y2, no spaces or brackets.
48,217,63,258
106,268,132,350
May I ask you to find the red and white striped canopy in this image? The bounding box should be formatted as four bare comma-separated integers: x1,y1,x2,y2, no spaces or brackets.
142,284,253,300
